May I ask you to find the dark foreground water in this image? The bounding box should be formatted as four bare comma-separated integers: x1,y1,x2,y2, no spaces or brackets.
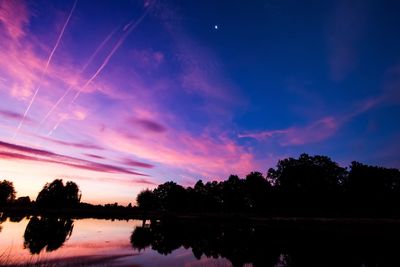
1,215,400,266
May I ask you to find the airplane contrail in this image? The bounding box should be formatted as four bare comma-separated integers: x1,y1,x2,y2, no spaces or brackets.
70,6,152,104
14,0,78,138
47,114,67,136
37,26,118,130
47,4,153,137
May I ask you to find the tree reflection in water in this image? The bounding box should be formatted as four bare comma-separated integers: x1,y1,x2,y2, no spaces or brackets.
131,220,400,267
23,216,74,254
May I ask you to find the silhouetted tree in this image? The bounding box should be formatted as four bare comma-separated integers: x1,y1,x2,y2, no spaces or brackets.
0,180,16,206
14,196,31,207
36,179,81,209
221,175,246,212
346,161,400,195
136,189,158,210
244,172,272,212
135,154,400,217
153,181,188,211
267,154,347,193
23,216,74,254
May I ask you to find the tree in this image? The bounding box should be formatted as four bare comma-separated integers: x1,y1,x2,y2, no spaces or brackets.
267,154,347,194
153,181,188,211
245,172,271,211
221,175,246,212
137,189,157,210
346,161,400,194
0,180,16,206
36,179,81,209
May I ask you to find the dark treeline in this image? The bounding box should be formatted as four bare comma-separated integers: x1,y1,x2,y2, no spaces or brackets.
2,153,400,218
0,179,137,219
137,154,400,217
131,219,400,267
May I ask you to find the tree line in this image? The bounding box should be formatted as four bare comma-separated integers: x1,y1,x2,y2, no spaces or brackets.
0,179,81,209
2,153,400,216
136,154,400,216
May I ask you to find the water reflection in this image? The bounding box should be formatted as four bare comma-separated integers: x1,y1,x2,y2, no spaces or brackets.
23,216,74,254
0,212,5,232
131,219,400,267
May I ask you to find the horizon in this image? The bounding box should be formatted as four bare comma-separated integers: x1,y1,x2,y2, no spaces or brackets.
0,0,399,205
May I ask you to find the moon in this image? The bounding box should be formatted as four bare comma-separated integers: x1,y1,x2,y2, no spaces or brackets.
214,25,219,30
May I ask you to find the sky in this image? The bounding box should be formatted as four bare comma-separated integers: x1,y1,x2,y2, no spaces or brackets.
0,0,399,205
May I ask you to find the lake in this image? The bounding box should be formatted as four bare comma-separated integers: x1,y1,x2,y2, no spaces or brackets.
1,214,400,266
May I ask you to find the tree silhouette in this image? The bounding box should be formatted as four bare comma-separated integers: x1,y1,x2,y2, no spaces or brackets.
346,161,400,194
0,180,16,206
23,216,74,254
135,154,400,216
136,189,157,210
36,179,81,209
267,154,347,193
152,181,188,211
245,172,271,212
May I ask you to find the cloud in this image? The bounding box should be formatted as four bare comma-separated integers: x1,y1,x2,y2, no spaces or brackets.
121,158,154,168
0,109,34,123
130,118,167,133
238,94,385,147
39,136,104,150
96,127,259,179
84,153,105,159
0,139,147,176
130,49,165,70
239,116,339,146
0,0,29,40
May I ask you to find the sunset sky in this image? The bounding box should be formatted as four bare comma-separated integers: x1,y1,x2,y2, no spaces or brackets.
0,0,399,205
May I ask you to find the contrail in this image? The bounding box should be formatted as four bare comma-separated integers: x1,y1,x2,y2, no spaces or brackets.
14,0,78,138
37,26,118,130
47,114,67,136
47,4,153,137
71,7,152,104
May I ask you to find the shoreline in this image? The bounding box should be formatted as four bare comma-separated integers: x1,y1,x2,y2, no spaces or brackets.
3,207,400,224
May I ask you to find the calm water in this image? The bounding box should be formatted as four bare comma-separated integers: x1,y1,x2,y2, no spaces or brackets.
1,214,400,266
0,216,233,266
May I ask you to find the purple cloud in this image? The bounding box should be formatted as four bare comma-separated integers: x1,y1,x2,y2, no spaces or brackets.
122,158,154,168
39,136,104,150
0,109,33,123
84,153,105,160
130,118,167,133
0,140,147,176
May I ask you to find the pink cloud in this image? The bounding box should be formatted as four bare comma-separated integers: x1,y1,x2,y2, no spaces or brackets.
121,158,154,168
39,136,104,150
0,0,29,40
95,127,259,179
239,116,339,146
0,139,147,176
0,109,34,123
